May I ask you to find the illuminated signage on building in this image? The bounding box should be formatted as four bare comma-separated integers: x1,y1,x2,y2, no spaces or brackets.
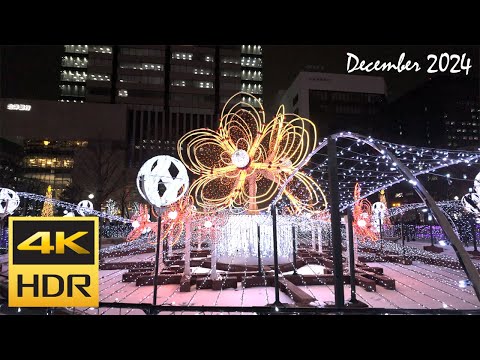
7,103,32,111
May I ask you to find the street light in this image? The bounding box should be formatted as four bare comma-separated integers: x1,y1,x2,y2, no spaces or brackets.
88,193,94,199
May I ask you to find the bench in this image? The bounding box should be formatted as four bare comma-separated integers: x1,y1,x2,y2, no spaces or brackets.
279,278,316,304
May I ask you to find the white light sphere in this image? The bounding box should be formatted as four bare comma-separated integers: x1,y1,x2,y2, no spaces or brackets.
474,171,480,195
372,202,386,215
204,220,213,228
77,200,94,216
357,219,367,228
132,220,140,229
0,188,20,216
136,156,189,208
281,157,292,168
168,210,178,220
231,149,250,168
462,193,480,214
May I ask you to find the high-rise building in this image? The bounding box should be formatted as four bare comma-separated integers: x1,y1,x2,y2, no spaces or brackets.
58,45,263,166
279,71,387,138
382,75,480,148
59,45,89,102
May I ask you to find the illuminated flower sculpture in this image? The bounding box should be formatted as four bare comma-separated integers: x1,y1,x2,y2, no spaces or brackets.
157,194,195,246
353,183,378,242
178,92,326,213
126,196,195,246
126,204,155,242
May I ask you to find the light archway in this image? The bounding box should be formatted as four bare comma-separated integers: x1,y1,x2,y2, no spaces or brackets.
272,132,480,302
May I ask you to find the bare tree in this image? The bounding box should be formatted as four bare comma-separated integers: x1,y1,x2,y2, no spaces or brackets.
72,137,127,211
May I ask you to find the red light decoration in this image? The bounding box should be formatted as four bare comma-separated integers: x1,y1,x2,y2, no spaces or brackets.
353,183,378,242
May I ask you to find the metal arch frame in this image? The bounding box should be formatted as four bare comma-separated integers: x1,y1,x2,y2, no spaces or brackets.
388,200,462,218
271,132,480,302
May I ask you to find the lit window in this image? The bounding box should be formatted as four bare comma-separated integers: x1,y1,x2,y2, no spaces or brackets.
88,73,110,82
173,52,193,61
89,45,112,54
193,68,212,76
120,63,164,71
172,80,186,87
194,81,213,89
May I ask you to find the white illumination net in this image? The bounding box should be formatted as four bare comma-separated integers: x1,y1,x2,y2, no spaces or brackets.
282,133,480,212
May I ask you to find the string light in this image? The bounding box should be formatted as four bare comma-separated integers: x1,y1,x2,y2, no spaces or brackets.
16,192,131,222
41,185,53,217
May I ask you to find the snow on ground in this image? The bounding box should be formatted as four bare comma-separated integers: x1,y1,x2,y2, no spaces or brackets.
5,240,480,314
85,260,480,315
191,267,225,275
283,264,325,276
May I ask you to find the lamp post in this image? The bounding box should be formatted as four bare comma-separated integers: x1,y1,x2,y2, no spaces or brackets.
401,214,406,258
292,224,298,276
346,207,357,303
153,208,164,306
378,211,383,253
429,212,434,247
271,204,281,306
135,156,189,310
257,224,263,276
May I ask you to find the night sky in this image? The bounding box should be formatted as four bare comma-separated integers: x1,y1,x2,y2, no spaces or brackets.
2,45,478,108
2,45,63,100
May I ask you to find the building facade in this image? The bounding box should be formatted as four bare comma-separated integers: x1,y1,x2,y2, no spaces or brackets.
279,71,387,138
0,98,127,198
59,45,263,166
381,75,480,149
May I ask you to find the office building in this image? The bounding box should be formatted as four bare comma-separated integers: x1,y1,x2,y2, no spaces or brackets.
58,45,263,166
0,98,127,198
279,71,387,138
382,75,480,148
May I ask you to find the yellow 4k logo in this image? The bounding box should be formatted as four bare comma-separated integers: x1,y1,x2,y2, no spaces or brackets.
17,231,90,254
9,217,99,308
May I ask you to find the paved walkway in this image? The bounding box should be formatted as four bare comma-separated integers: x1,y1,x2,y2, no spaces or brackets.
3,241,480,315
